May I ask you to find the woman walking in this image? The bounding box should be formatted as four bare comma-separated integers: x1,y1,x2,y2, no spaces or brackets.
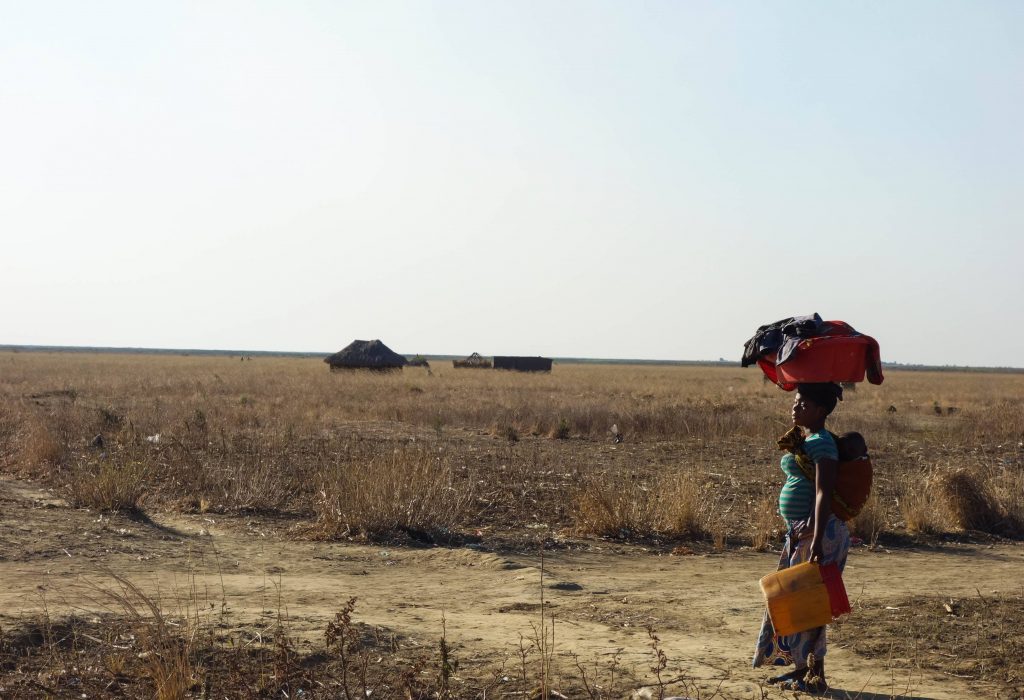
753,382,850,694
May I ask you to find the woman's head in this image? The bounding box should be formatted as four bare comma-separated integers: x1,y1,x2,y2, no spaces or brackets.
792,382,843,429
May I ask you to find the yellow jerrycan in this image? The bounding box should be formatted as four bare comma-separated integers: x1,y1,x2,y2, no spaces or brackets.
759,562,851,636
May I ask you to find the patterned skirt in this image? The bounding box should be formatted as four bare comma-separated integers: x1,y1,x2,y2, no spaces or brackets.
752,515,851,669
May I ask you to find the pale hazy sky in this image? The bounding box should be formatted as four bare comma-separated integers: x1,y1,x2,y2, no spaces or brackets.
2,2,1022,366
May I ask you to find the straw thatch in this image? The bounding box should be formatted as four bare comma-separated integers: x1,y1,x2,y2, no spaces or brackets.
408,355,430,368
453,352,492,369
324,340,408,371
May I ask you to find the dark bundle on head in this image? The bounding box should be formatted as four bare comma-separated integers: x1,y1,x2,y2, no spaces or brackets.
796,382,843,414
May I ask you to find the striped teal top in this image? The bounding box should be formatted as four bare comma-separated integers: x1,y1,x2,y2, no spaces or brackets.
778,430,838,522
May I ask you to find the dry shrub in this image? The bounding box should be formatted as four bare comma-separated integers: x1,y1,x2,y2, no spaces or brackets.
987,465,1024,536
211,450,303,513
850,494,887,545
901,466,1011,540
96,573,201,700
0,405,20,467
660,472,706,537
573,476,659,538
313,446,476,540
65,458,149,513
935,469,1006,534
490,422,520,442
749,495,781,551
549,418,571,440
17,416,65,472
572,470,706,540
711,525,728,552
897,471,946,535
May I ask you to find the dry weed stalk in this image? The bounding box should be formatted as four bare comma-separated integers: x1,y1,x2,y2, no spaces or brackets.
91,572,202,700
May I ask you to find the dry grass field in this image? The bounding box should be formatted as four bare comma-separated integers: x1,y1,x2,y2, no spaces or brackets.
0,351,1022,698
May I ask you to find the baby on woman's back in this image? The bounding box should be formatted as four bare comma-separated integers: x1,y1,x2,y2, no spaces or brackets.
837,431,868,462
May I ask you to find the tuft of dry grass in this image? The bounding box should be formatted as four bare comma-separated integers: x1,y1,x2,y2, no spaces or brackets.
850,494,887,545
64,457,150,513
572,469,708,540
658,471,708,539
897,464,1024,538
749,494,781,551
987,464,1024,536
898,470,947,535
312,445,477,542
934,469,1003,533
550,417,572,440
93,573,202,700
18,416,66,472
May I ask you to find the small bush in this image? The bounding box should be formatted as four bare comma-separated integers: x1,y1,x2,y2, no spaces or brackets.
18,417,65,472
65,458,149,513
97,574,202,700
500,424,519,443
935,469,1004,534
988,466,1024,536
659,472,706,538
897,467,1019,537
573,476,659,538
313,446,476,541
851,494,887,545
551,418,571,440
749,495,781,551
897,471,946,535
572,470,707,540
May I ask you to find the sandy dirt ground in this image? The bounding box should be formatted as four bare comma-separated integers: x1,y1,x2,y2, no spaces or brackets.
2,475,1022,699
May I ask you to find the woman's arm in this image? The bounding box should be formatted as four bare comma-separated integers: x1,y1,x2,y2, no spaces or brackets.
808,457,838,563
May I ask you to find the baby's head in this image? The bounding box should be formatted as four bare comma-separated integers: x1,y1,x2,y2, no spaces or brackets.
838,431,868,461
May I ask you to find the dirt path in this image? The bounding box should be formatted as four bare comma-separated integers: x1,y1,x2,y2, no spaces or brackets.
2,476,1022,699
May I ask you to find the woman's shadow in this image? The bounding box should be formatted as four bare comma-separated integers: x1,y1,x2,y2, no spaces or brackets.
825,690,936,700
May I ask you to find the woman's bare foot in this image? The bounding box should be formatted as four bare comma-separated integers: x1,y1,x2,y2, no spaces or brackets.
782,657,827,694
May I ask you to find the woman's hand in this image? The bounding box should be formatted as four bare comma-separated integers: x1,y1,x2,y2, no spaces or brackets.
808,537,824,563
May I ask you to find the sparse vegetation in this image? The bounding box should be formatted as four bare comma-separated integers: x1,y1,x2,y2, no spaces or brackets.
1,352,1023,697
835,592,1024,698
65,455,150,514
2,352,1023,542
312,445,478,542
572,469,709,540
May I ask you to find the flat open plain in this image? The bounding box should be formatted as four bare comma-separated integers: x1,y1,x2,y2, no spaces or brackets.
1,353,1021,698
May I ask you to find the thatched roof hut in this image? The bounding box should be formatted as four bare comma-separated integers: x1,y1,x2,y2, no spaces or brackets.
324,339,408,372
407,354,430,368
453,352,492,369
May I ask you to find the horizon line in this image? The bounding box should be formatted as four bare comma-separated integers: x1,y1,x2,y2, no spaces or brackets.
2,344,1022,373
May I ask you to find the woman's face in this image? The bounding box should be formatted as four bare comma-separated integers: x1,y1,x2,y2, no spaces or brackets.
791,392,825,428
